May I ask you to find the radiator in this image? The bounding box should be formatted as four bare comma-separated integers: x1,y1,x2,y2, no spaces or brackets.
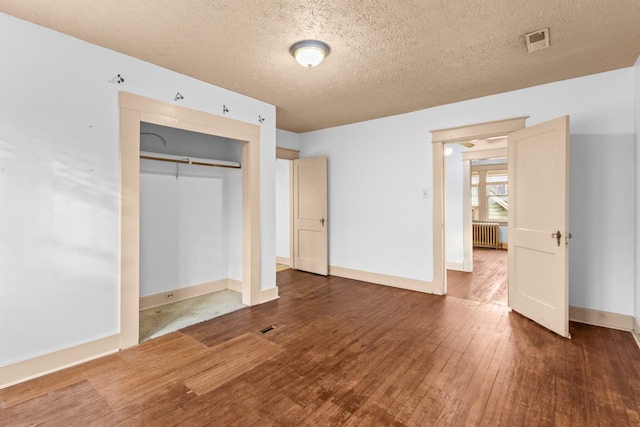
472,222,500,249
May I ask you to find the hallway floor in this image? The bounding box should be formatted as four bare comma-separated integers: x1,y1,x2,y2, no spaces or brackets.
447,248,508,306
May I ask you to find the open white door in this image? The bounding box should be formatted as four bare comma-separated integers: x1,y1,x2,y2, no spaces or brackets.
293,156,328,275
508,116,570,338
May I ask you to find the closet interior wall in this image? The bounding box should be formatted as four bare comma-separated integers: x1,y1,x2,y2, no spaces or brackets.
139,122,243,300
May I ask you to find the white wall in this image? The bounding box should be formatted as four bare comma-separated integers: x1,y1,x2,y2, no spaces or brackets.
300,67,636,316
635,56,640,327
301,114,432,280
275,159,291,260
276,128,301,150
226,170,244,282
140,162,242,296
445,144,464,265
140,172,180,295
498,227,508,244
0,13,275,367
569,134,634,311
139,125,244,296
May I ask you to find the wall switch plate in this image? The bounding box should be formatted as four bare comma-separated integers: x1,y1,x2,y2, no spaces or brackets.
422,189,429,199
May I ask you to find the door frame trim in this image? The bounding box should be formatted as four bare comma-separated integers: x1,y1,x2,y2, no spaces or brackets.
119,91,262,349
276,149,299,269
430,116,527,294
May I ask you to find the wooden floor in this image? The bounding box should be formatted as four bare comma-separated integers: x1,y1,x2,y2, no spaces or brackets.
447,248,508,307
2,269,640,426
276,263,291,273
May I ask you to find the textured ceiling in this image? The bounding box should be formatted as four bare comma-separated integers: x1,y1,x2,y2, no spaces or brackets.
1,0,639,133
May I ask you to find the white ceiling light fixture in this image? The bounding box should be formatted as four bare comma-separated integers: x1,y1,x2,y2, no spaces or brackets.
290,40,331,67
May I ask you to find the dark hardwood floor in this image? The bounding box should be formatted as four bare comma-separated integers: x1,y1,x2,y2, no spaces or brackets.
1,267,639,426
447,248,508,306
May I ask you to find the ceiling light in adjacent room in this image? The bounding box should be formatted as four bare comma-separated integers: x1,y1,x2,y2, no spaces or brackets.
290,40,331,67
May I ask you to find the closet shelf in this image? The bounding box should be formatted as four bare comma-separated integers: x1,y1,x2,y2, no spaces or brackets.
140,151,241,169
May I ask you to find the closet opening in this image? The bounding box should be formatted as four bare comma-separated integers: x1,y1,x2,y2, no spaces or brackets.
138,123,246,341
119,91,262,350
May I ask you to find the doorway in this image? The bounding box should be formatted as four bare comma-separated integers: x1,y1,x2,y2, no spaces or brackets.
275,157,293,272
274,150,329,276
275,147,299,273
444,140,509,305
433,116,571,338
137,122,246,341
430,116,527,295
119,92,262,349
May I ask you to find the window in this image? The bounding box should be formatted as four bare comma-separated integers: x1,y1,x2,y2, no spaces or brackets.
471,164,508,222
471,172,479,207
486,170,508,221
471,172,479,221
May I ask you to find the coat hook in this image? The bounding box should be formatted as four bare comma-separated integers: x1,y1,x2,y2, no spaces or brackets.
109,74,125,84
223,105,229,114
174,92,184,101
258,115,265,123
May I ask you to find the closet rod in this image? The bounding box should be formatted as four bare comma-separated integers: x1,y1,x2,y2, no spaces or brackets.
140,152,241,169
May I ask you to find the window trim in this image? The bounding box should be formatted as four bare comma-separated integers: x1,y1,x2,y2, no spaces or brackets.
471,165,508,225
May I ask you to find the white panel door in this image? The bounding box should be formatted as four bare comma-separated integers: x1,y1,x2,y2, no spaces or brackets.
508,116,570,338
293,156,328,275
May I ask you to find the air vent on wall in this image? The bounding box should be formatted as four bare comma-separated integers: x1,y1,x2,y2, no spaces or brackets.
524,28,550,53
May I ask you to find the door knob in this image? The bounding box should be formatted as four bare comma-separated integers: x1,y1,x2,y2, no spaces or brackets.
551,230,562,246
320,218,325,227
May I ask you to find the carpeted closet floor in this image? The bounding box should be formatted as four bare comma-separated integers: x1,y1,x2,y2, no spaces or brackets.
139,290,247,342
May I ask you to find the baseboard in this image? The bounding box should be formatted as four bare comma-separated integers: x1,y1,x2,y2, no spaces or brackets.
446,262,464,271
329,266,433,294
500,243,508,250
227,279,242,293
0,334,120,390
139,279,230,310
2,278,262,390
633,317,640,350
258,286,280,304
569,306,634,331
276,256,291,265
